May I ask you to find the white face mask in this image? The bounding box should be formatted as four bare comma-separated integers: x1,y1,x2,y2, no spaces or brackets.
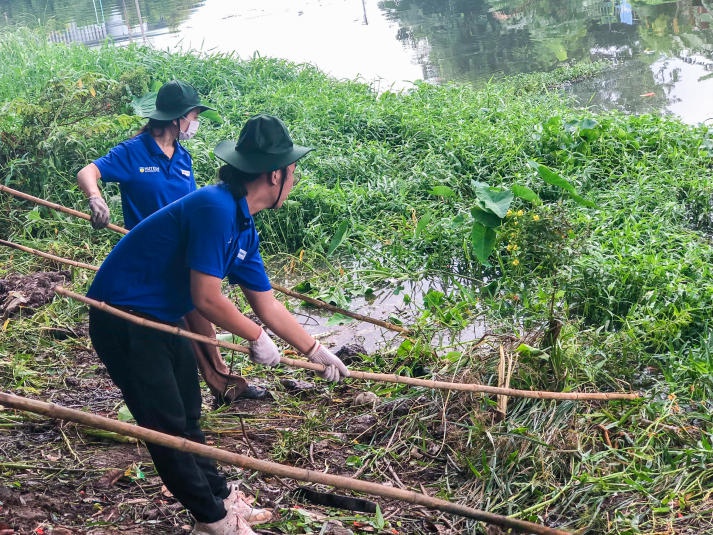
179,119,199,141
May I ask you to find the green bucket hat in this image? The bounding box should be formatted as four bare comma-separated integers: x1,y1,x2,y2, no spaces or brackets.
214,114,313,174
145,80,215,121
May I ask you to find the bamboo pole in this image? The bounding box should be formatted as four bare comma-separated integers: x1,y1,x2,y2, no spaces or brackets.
0,184,128,235
53,286,640,401
0,390,570,535
0,239,99,272
0,184,409,334
0,239,640,400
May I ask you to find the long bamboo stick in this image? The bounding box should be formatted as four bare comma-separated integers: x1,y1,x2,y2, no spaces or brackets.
53,286,640,401
0,184,128,235
0,390,570,535
0,239,640,400
0,184,409,334
0,239,99,271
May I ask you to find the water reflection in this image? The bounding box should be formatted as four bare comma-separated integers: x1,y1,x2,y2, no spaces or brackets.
382,0,713,123
2,0,713,123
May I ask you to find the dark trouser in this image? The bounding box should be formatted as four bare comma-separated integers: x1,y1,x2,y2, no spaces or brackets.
88,307,229,523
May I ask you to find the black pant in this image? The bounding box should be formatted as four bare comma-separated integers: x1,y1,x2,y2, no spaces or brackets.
89,307,229,523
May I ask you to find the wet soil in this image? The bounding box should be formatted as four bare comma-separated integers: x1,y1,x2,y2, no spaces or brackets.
0,273,469,535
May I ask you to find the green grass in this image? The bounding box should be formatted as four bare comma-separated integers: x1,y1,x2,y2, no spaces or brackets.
0,27,712,534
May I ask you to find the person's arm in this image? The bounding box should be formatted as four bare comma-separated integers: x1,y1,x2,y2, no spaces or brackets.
242,287,349,381
241,287,316,354
77,163,110,229
190,270,262,341
77,162,102,197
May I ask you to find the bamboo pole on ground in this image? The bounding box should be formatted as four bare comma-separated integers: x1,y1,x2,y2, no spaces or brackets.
53,286,640,401
0,184,409,334
0,390,570,535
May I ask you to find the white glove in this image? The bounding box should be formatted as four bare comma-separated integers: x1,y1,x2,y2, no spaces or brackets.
249,330,281,366
306,342,350,382
88,195,110,229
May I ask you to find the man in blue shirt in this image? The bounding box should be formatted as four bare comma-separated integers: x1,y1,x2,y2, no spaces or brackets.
87,114,349,535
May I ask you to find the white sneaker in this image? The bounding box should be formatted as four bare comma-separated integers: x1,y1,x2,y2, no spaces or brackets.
191,509,257,535
224,482,273,525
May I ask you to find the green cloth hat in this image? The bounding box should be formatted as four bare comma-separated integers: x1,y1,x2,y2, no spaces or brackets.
146,80,215,121
214,114,313,174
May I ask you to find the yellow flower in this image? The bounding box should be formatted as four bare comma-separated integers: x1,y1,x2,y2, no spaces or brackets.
532,214,540,221
506,209,513,217
512,259,520,266
506,243,514,251
516,210,524,217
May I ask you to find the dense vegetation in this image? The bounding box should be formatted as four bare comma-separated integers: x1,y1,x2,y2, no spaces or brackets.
1,27,712,534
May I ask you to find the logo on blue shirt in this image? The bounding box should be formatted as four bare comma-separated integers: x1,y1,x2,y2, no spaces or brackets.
237,249,247,260
181,169,191,177
139,166,160,173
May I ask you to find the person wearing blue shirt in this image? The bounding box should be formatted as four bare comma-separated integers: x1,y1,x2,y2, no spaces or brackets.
77,79,211,230
86,114,349,535
78,80,267,403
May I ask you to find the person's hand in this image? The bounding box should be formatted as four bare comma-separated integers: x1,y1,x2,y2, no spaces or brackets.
88,195,110,229
249,329,281,366
306,342,349,382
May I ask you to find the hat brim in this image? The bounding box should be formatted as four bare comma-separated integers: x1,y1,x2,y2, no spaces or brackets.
147,104,216,121
214,139,314,174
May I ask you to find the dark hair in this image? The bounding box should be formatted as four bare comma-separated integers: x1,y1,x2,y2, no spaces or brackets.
218,164,261,199
135,118,178,137
218,165,289,200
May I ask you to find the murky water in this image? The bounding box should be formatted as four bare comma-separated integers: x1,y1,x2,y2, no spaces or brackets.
3,0,713,124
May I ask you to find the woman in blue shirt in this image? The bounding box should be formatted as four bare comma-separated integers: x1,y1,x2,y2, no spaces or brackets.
87,114,349,535
77,79,210,230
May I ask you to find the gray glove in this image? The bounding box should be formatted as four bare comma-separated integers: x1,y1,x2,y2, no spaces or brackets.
249,329,281,366
306,342,350,382
88,195,110,229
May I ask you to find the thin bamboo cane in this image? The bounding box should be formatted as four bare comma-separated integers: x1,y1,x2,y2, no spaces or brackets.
0,390,570,535
54,286,640,401
0,184,408,334
0,184,128,235
271,282,409,334
0,239,99,271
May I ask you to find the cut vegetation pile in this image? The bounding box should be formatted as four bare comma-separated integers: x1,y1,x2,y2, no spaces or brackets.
0,27,712,534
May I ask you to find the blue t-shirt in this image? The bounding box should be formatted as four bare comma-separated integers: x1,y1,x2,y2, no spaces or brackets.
87,185,272,322
93,132,196,229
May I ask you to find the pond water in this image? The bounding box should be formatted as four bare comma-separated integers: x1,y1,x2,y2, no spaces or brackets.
3,0,713,125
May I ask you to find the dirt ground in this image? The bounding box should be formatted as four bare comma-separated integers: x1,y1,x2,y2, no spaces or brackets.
0,273,468,535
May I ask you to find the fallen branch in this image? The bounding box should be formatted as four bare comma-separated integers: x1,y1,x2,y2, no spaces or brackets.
54,286,640,401
0,185,408,334
0,390,570,535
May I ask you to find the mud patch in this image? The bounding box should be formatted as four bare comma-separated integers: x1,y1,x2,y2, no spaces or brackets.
0,271,69,319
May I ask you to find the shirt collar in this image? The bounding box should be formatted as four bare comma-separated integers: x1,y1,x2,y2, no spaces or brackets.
236,196,253,231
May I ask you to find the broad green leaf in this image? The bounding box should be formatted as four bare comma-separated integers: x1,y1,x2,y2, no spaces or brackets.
415,211,432,238
511,184,542,205
534,163,597,208
470,222,496,266
429,185,455,198
327,220,349,256
326,313,353,326
470,206,502,228
474,185,513,218
117,404,134,422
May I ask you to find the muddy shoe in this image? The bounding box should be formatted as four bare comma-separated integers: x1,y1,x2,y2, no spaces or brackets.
192,510,257,535
224,482,273,525
236,385,272,400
